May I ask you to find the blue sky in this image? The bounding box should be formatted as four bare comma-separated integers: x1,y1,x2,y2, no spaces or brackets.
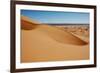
21,9,90,24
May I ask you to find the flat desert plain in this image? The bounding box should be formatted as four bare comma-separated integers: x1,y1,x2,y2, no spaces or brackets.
21,16,90,63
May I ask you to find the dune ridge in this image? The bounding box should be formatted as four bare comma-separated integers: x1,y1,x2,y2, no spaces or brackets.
21,15,40,30
21,16,87,45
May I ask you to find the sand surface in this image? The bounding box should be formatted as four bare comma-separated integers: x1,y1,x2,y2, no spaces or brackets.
21,16,89,63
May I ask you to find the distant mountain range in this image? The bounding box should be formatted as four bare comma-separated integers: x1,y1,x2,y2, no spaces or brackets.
43,23,89,26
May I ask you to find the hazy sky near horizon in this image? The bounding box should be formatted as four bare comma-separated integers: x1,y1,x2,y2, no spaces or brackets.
21,9,90,24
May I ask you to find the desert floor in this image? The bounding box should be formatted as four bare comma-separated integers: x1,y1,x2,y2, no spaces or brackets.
21,16,90,63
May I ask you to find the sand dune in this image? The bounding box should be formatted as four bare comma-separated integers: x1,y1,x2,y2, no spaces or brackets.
21,16,87,45
21,16,89,63
21,16,40,30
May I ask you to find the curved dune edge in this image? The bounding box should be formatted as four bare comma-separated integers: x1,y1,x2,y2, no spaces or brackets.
21,15,40,30
37,25,87,45
21,16,87,45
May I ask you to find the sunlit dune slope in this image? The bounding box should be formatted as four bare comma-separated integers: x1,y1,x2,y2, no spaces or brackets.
21,16,87,45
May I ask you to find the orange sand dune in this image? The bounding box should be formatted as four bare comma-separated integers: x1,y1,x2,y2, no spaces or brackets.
21,16,89,63
21,15,40,30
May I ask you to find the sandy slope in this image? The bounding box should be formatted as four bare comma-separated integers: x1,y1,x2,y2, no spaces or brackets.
21,15,40,30
21,16,89,63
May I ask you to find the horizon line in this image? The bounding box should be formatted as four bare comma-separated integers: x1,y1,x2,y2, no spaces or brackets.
42,23,89,25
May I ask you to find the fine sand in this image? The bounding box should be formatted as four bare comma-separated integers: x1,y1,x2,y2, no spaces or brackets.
21,16,89,63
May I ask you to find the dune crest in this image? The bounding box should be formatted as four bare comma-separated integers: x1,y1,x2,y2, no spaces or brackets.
21,15,39,30
37,25,87,45
21,16,87,45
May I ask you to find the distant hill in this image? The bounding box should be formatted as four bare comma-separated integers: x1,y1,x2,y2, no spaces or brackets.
43,23,89,26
